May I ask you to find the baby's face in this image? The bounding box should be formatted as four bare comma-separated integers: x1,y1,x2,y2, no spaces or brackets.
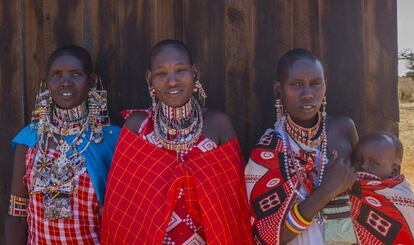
353,138,399,179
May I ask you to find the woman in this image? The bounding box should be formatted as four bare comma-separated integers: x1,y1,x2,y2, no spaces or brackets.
245,49,358,244
101,39,252,244
6,45,120,244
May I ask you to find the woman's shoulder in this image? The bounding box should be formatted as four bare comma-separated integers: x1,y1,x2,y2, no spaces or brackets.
203,108,236,145
327,115,356,131
12,123,39,149
327,115,359,150
123,110,150,134
204,108,233,128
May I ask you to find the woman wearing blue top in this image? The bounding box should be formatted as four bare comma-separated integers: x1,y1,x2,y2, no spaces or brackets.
5,45,120,244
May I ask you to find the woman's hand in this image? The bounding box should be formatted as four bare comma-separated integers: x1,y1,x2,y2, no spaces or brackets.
320,151,357,199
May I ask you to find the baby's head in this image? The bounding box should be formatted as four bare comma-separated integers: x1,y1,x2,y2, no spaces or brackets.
352,131,403,179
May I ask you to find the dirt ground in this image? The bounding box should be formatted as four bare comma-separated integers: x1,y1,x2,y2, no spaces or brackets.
400,102,414,184
399,77,414,185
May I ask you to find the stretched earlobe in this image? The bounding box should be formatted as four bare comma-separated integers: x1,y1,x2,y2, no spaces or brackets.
145,70,151,85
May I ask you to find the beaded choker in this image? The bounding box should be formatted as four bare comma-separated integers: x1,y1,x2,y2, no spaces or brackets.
285,113,322,147
51,103,89,136
154,97,203,161
161,99,192,121
279,112,328,201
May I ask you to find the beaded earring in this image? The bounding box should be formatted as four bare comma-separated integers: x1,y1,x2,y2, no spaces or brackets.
32,80,53,134
193,80,207,107
88,76,110,143
275,97,283,121
322,96,327,117
148,86,156,109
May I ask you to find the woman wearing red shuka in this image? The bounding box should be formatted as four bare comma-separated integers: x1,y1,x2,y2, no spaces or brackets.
101,40,252,245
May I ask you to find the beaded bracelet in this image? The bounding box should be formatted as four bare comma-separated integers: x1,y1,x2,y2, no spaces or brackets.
285,203,313,234
8,194,28,217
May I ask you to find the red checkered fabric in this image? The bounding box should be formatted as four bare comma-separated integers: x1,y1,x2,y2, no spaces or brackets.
101,112,253,244
24,148,101,245
134,110,212,244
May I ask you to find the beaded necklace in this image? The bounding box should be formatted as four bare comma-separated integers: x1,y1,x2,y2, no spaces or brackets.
33,102,94,220
286,113,322,147
153,96,203,162
279,112,328,201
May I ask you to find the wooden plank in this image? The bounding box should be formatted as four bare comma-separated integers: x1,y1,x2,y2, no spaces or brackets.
224,0,255,154
86,0,122,124
293,0,320,53
0,0,25,242
117,0,154,112
43,0,84,50
24,0,46,120
182,0,226,111
251,0,294,146
151,0,182,41
318,0,368,134
363,0,398,134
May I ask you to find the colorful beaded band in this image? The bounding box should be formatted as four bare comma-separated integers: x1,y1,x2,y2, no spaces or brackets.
8,194,28,217
285,203,313,234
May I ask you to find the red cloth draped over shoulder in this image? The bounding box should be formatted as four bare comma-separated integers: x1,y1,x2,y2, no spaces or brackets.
101,126,253,244
350,174,414,244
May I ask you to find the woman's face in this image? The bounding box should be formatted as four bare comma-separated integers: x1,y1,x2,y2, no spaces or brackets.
147,46,198,107
277,59,326,127
47,54,92,109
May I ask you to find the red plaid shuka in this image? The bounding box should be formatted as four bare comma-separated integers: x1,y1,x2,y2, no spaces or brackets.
24,148,101,245
350,173,414,244
101,111,253,244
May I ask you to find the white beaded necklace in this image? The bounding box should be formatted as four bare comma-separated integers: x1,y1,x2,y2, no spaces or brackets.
278,113,328,200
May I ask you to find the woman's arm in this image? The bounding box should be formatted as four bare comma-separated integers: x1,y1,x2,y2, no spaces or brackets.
5,144,29,245
280,152,356,244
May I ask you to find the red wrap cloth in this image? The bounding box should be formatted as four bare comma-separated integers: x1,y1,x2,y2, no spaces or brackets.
350,174,414,245
101,126,253,244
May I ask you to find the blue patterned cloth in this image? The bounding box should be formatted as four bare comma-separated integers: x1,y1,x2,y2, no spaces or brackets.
12,122,120,206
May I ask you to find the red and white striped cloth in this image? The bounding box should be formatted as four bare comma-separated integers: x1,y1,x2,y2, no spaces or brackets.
24,148,101,245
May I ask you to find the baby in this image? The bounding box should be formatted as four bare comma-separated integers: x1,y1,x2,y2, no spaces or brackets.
349,131,414,244
352,131,402,179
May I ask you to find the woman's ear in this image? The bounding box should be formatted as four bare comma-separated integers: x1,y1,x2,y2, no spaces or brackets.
192,64,200,81
89,73,98,88
391,163,401,177
273,81,281,98
145,70,151,86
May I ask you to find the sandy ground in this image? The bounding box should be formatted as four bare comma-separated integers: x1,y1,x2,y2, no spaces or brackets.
400,102,414,185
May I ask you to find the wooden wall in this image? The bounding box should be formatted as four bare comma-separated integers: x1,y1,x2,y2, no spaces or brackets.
0,0,398,243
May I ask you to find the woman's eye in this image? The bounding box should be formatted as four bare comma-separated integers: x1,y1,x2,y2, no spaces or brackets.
369,160,377,166
176,66,188,73
290,82,301,87
154,71,167,76
50,73,61,78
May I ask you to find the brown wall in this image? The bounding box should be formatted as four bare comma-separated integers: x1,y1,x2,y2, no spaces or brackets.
0,0,398,243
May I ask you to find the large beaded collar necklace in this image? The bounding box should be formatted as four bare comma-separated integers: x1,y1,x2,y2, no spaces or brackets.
278,112,328,201
285,113,323,147
33,102,94,220
153,96,203,162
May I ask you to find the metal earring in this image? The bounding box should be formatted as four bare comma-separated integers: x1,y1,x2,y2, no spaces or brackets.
193,80,207,107
322,96,327,118
32,80,53,128
275,97,283,121
88,76,109,143
148,86,156,109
